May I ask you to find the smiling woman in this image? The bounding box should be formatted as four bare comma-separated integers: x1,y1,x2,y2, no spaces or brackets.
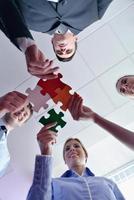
116,75,134,97
26,124,125,200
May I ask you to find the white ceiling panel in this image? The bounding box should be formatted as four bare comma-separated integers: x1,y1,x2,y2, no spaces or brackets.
86,136,134,176
54,53,95,91
78,80,114,115
110,4,134,54
0,32,30,95
0,0,134,199
78,0,133,42
78,25,127,76
0,165,30,200
104,0,134,20
107,101,134,126
98,58,134,107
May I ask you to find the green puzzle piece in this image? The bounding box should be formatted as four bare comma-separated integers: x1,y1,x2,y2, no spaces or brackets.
39,108,67,132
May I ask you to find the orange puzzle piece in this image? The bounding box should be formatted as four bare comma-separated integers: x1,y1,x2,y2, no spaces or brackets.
53,85,74,111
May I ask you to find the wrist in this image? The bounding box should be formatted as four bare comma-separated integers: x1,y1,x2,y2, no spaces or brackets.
92,112,99,123
40,145,53,156
17,37,35,53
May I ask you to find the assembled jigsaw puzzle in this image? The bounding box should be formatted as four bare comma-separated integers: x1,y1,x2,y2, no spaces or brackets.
25,73,77,132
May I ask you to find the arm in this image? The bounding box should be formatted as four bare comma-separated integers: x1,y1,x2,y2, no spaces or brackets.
0,0,59,79
68,93,134,150
97,0,113,18
94,113,134,150
27,123,57,200
0,0,33,49
0,91,29,177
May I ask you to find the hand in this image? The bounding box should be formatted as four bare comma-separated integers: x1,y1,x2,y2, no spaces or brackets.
37,123,58,155
25,45,59,79
68,93,95,121
0,91,28,115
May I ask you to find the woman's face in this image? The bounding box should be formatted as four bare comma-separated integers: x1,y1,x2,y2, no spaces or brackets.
64,139,87,169
116,76,134,97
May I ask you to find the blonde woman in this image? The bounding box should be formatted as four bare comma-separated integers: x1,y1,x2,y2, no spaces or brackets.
27,122,125,200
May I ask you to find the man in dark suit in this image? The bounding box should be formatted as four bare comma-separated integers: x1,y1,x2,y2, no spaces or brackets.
0,0,113,78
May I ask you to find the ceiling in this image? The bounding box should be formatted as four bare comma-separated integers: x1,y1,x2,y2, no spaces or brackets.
0,0,134,199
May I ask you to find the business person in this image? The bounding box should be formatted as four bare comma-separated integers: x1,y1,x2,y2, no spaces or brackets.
0,0,113,78
0,91,33,177
26,123,125,200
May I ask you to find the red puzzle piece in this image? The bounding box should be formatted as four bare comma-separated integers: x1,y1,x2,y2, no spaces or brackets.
53,86,73,111
37,73,72,98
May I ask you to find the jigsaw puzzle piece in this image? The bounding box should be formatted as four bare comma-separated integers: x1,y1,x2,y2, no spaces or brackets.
53,85,73,111
39,108,67,132
37,73,71,98
26,85,51,112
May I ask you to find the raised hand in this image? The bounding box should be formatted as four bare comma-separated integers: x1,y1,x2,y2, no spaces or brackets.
25,45,59,79
37,122,58,155
68,93,95,121
0,91,28,115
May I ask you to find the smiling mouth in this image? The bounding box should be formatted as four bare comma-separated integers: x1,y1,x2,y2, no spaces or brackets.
70,153,78,157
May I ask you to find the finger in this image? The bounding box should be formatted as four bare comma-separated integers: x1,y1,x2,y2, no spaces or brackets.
68,93,82,120
12,91,27,99
28,60,46,67
68,93,76,110
37,73,58,80
37,131,57,141
37,133,56,141
43,60,53,68
29,65,59,75
44,66,59,74
3,92,28,110
72,98,82,120
3,103,17,113
39,122,57,132
68,93,80,111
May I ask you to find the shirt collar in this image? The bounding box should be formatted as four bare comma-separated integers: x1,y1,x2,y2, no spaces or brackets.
61,167,95,178
0,118,9,134
47,0,59,2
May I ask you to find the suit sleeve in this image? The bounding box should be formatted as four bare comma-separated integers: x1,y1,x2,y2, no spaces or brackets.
97,0,113,18
0,0,33,50
26,156,53,200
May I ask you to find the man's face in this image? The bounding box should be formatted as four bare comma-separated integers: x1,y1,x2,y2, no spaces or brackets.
52,33,77,59
10,104,32,126
116,76,134,97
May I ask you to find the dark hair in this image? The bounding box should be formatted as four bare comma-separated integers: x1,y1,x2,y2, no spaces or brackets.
63,138,88,162
116,75,134,94
53,42,77,62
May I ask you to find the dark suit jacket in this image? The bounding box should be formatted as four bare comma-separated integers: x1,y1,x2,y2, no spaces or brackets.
0,0,113,49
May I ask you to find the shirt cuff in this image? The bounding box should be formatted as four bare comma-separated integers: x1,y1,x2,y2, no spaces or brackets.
0,118,8,133
16,37,35,53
